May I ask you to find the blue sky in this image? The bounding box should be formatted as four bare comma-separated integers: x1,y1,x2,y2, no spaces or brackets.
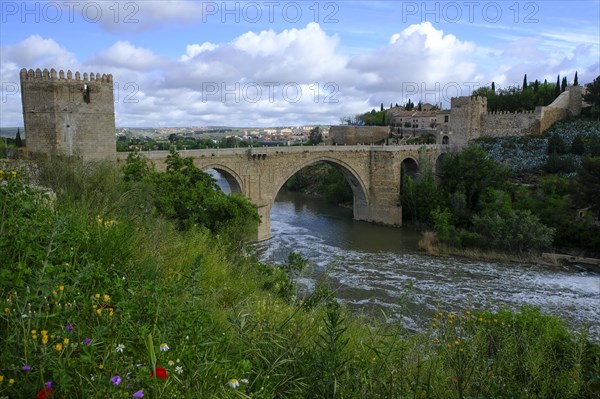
1,0,599,127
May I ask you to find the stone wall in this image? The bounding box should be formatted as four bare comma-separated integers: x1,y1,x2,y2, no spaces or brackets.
480,110,538,137
20,68,116,161
330,126,390,145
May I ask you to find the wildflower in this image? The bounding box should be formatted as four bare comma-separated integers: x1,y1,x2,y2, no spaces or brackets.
111,375,122,385
167,360,175,366
150,367,168,379
0,375,3,382
115,343,125,353
241,378,249,384
31,329,37,335
37,381,53,399
95,293,100,299
133,390,144,398
55,343,62,351
96,308,102,315
9,378,14,385
4,307,10,313
454,340,460,345
84,338,92,346
229,379,240,388
66,324,73,331
103,294,110,302
59,285,64,291
22,365,31,371
175,366,183,375
159,342,169,352
42,336,48,345
63,338,69,345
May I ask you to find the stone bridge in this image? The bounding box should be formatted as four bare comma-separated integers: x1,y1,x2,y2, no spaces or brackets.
117,144,448,241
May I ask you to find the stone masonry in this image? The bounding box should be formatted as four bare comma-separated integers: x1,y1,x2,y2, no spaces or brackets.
20,68,116,161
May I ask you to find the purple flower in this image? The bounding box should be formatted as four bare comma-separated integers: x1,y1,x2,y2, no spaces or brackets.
66,324,73,331
45,381,52,389
133,389,144,398
111,375,122,385
22,365,31,371
84,337,92,345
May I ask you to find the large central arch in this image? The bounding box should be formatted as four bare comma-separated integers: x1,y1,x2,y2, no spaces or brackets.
272,156,370,222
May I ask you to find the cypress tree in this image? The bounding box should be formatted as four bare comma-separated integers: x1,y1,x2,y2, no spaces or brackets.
522,74,528,91
15,128,23,148
561,76,567,92
554,75,561,98
380,103,384,112
574,71,579,86
491,82,495,93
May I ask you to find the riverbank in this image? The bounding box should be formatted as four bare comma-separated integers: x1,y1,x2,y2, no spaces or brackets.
417,231,584,268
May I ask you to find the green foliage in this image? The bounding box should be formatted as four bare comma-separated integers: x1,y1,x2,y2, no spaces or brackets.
472,77,559,112
571,134,586,155
122,149,154,182
285,163,353,206
15,128,23,148
577,156,600,215
150,149,259,238
307,126,323,145
1,159,598,398
440,146,508,216
401,153,446,225
548,133,568,154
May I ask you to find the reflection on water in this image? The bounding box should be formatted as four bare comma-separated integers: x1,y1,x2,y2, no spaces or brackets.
256,189,600,339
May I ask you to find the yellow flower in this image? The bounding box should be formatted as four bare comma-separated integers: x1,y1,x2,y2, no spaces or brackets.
109,309,114,317
95,293,100,299
31,329,37,335
63,338,70,345
448,313,455,319
96,308,102,315
9,378,14,385
32,334,38,340
55,343,63,351
0,375,4,382
3,307,10,313
103,294,110,302
41,330,48,336
59,285,64,291
42,336,48,345
11,171,16,177
454,340,460,345
98,364,104,369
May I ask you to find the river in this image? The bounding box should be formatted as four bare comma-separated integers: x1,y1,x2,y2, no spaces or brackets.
253,189,600,339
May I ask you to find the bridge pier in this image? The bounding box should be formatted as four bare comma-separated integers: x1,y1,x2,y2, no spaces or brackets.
255,204,272,241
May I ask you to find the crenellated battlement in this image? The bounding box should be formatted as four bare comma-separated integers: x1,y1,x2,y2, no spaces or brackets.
486,110,536,115
20,68,113,83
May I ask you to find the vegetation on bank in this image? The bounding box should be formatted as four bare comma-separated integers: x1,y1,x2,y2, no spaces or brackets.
284,163,353,206
403,119,600,256
1,154,599,398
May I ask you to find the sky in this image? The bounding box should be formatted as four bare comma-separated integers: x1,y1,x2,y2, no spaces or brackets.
1,0,599,128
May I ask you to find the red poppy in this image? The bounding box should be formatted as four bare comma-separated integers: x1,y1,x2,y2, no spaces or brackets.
37,388,53,399
150,366,168,378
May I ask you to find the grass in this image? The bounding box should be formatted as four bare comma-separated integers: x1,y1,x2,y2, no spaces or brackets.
1,158,599,398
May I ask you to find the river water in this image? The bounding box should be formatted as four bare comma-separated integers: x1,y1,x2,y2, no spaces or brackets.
254,189,600,339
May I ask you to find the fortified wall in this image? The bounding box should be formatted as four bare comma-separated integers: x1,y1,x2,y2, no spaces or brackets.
20,68,116,161
329,126,390,145
448,86,584,144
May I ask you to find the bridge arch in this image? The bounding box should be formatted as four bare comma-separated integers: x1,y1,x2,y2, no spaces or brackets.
273,156,370,220
197,163,243,194
400,156,419,181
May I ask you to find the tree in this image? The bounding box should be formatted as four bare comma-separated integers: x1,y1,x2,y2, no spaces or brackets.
576,156,600,215
583,75,600,120
308,126,323,145
571,135,586,155
574,71,579,86
440,146,508,218
380,103,384,112
522,74,528,91
561,76,567,92
122,149,154,182
555,75,561,98
15,128,23,148
491,81,495,93
547,133,567,154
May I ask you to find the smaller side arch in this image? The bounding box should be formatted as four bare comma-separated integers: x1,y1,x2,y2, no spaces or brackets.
400,156,419,181
197,163,244,194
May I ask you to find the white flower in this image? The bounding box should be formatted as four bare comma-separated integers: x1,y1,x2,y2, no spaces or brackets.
175,366,184,375
168,360,175,366
228,379,239,388
115,343,125,353
159,342,169,352
241,378,249,384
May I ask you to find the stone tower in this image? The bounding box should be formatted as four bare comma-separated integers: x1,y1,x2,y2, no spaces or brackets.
448,96,487,145
20,68,116,160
